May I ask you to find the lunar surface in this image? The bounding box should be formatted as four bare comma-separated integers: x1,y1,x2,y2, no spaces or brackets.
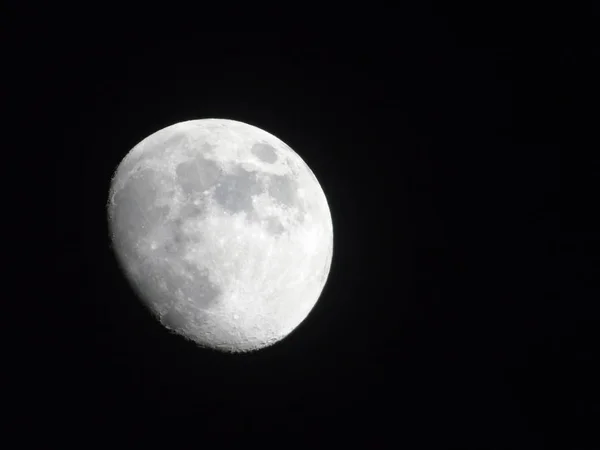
107,119,333,352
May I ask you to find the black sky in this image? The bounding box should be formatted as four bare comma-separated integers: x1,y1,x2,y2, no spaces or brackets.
33,4,600,447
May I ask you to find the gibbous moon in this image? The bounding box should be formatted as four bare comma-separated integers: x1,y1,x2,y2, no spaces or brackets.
107,119,334,352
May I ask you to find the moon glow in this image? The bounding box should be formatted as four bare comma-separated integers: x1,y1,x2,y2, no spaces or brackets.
107,119,334,352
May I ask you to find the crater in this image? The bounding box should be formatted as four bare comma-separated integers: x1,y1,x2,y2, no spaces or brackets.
251,142,278,163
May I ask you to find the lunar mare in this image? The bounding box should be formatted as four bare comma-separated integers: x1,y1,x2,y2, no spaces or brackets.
107,119,333,352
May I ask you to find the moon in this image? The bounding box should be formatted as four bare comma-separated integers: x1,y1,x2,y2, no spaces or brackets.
107,119,334,352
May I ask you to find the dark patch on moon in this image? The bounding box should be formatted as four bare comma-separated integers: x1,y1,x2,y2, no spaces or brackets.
158,264,222,332
111,169,170,256
213,167,265,216
148,131,212,160
178,201,207,220
201,142,215,154
116,135,212,194
184,265,222,308
127,265,172,310
175,201,208,227
161,226,189,256
133,132,186,165
264,216,285,235
176,155,222,196
251,142,278,163
158,203,207,256
267,174,300,209
162,306,188,330
265,173,309,227
148,260,222,318
161,131,187,150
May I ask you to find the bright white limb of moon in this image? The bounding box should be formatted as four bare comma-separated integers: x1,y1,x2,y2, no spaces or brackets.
107,119,333,352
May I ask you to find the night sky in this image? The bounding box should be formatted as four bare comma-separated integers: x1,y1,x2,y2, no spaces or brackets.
37,4,600,447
